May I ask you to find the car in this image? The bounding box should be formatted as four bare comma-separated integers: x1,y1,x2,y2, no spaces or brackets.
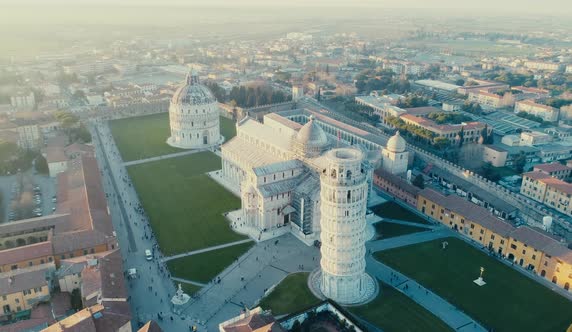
52,196,57,203
52,207,56,212
35,212,42,217
145,249,153,261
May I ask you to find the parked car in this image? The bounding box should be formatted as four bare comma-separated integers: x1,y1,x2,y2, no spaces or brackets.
145,249,153,261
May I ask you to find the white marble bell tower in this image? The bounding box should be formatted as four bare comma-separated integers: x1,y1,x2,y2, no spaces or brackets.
318,148,376,304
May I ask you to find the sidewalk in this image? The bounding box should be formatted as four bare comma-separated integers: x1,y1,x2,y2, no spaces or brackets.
162,239,253,262
123,149,204,167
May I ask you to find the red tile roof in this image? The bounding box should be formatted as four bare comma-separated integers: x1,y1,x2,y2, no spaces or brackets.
523,171,572,195
533,163,571,174
0,241,53,266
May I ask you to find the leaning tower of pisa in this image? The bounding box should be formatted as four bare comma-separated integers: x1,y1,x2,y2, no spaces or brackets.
318,148,376,304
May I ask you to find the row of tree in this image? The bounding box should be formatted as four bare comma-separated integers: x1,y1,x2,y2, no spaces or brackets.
354,69,411,94
205,82,291,108
427,112,472,124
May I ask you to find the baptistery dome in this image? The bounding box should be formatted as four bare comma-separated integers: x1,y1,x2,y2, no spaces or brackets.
167,71,222,149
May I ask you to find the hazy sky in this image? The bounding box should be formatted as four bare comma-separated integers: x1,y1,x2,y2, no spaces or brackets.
2,0,572,13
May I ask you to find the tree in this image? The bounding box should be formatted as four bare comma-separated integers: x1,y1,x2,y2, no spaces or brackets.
514,151,527,173
457,127,465,147
70,288,83,311
455,78,465,86
433,136,450,150
35,155,49,175
412,174,425,189
72,124,92,143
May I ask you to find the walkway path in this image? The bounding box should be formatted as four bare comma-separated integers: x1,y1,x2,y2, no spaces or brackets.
171,277,207,287
367,228,451,252
162,239,253,262
379,218,438,229
122,149,206,167
366,256,487,332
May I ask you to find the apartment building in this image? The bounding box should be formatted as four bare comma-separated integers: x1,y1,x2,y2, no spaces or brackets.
0,263,55,322
533,163,572,181
521,171,572,216
400,114,490,144
468,90,515,109
523,61,563,72
515,100,559,122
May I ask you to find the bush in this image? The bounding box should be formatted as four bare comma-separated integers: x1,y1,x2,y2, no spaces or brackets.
35,155,49,174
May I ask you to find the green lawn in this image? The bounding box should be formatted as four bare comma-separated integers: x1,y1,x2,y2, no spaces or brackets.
259,273,320,316
110,113,181,162
259,273,452,331
351,283,453,332
220,116,237,141
375,237,572,332
110,113,237,162
371,201,429,224
374,221,428,239
180,282,202,296
127,152,245,255
167,242,254,283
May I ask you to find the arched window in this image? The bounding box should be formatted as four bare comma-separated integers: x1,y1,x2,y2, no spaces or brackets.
552,276,558,284
331,169,337,178
565,282,570,291
347,190,351,200
346,170,352,179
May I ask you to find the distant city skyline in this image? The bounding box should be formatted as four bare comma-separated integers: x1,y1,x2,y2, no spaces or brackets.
1,0,572,14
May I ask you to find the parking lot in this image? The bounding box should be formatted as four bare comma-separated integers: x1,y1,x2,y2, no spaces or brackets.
0,170,57,223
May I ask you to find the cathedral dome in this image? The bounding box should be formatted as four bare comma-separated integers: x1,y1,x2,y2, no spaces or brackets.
171,71,216,106
386,131,406,153
296,115,328,147
293,115,329,158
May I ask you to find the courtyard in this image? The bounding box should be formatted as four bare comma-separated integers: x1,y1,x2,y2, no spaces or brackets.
110,112,236,162
375,237,572,332
127,152,246,255
259,272,453,331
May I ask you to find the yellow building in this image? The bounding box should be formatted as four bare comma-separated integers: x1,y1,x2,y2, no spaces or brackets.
0,263,54,321
521,171,572,217
0,242,55,273
417,188,572,291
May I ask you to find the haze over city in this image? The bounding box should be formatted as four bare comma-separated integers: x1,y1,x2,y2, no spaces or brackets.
0,1,571,332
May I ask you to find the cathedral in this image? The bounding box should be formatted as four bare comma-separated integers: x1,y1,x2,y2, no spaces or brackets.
221,111,409,243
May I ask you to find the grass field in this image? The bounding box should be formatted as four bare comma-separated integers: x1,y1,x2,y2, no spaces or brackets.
110,113,237,162
371,201,429,224
127,152,245,255
351,283,453,332
167,242,254,283
180,283,202,296
375,237,572,332
259,273,453,331
259,273,320,316
374,221,428,239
